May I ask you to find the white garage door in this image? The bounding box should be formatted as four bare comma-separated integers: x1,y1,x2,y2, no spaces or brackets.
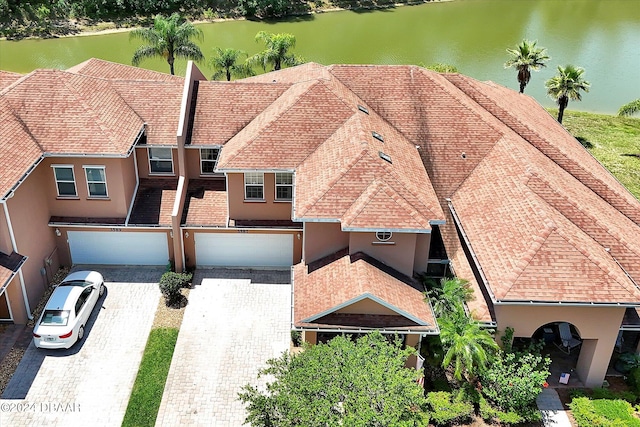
195,233,293,267
68,231,169,265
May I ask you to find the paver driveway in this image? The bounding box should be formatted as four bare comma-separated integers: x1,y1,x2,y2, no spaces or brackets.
155,269,291,426
0,267,162,427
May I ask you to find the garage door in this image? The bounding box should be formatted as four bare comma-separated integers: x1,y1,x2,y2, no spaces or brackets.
195,233,293,267
68,231,169,265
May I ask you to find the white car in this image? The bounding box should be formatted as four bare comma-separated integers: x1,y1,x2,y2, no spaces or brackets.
33,270,105,349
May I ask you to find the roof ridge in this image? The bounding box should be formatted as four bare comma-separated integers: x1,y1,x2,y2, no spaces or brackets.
221,79,319,167
56,70,123,152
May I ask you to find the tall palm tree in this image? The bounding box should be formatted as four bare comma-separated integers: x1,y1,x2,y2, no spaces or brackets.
250,31,304,72
130,13,204,75
209,47,253,81
618,99,640,117
426,277,474,318
439,307,499,382
504,39,550,94
545,65,591,124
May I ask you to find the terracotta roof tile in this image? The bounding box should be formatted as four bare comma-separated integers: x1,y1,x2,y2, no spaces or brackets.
181,179,227,227
128,179,178,226
0,71,22,90
67,58,181,82
293,251,437,331
189,81,290,147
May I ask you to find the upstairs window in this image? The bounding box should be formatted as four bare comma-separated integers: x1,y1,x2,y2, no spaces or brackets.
275,173,293,201
200,148,220,175
244,172,264,200
52,165,77,197
148,147,173,174
376,231,393,242
84,166,108,198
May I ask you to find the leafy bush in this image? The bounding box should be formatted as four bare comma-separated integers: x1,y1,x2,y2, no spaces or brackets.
615,353,640,374
570,397,640,427
158,271,192,307
627,366,640,397
425,391,473,426
592,387,636,403
480,351,550,421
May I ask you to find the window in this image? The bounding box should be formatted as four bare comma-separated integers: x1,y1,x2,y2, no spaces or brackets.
148,147,173,174
40,310,70,326
84,166,107,197
52,165,77,197
376,231,393,242
200,148,220,175
244,172,264,200
275,173,293,201
75,288,92,316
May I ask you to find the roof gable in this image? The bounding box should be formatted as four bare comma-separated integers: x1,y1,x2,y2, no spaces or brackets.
67,58,181,82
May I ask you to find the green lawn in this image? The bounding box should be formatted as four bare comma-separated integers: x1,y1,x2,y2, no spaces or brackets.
122,328,179,427
550,109,640,199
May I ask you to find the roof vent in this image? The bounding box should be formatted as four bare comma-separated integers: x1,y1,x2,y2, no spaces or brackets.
461,152,467,159
372,131,384,143
358,105,369,114
379,151,392,164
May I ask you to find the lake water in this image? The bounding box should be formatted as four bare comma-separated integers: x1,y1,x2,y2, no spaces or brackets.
1,0,639,113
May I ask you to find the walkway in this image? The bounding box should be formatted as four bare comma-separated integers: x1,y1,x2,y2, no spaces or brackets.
155,269,291,426
537,388,573,427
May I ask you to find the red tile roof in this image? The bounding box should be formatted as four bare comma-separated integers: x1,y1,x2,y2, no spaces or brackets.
0,71,22,90
293,251,437,332
67,58,182,82
181,179,227,227
128,179,178,226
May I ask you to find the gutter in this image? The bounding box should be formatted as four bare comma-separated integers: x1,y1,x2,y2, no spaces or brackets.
1,199,33,320
292,326,439,335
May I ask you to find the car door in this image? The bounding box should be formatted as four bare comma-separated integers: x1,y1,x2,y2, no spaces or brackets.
75,287,93,327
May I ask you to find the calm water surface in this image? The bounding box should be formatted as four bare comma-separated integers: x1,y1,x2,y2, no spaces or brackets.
1,0,639,113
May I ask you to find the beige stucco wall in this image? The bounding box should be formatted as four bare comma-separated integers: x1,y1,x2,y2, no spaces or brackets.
136,147,180,179
6,165,59,315
227,173,292,221
0,207,13,255
336,298,398,315
496,304,625,387
303,222,349,263
349,232,417,277
413,233,431,274
42,157,134,218
4,276,28,324
182,228,302,268
184,148,223,179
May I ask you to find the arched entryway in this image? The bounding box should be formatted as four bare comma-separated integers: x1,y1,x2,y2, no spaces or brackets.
530,322,583,387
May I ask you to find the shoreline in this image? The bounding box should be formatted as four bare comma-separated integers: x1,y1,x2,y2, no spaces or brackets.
2,0,449,40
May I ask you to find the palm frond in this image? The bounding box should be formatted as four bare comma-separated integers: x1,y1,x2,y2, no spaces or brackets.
618,99,640,116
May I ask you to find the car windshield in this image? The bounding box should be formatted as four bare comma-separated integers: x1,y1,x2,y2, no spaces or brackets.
59,280,91,287
40,310,70,326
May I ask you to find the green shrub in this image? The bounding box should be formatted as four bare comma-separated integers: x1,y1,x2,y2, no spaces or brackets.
628,366,640,397
570,397,640,427
425,391,473,426
592,387,636,403
158,271,192,307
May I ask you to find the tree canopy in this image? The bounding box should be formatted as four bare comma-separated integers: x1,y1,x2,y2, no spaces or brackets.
130,13,203,75
209,47,253,81
545,64,590,123
250,31,304,71
238,332,429,426
504,39,550,94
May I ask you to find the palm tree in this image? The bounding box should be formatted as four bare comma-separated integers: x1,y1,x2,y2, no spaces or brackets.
426,277,474,317
130,13,204,75
250,31,304,72
545,65,591,124
439,307,499,382
618,99,640,117
209,47,253,81
504,39,550,93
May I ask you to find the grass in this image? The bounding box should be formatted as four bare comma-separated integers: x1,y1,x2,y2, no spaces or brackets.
121,327,179,427
548,109,640,199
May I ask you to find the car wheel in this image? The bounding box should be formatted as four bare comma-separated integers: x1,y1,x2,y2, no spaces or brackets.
77,325,85,342
99,284,105,296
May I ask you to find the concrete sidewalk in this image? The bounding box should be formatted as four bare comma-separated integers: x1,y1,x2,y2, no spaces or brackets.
537,388,573,427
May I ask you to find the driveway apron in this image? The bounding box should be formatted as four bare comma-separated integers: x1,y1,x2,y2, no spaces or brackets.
0,275,160,427
155,271,291,426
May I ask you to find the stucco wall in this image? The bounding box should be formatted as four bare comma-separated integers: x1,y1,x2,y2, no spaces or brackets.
496,304,625,387
303,222,349,263
6,165,59,314
349,232,417,277
5,276,28,324
0,207,12,254
413,233,432,273
227,173,292,221
42,157,133,218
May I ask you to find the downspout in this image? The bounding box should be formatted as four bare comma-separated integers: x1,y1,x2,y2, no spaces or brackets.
125,137,141,226
1,199,33,320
